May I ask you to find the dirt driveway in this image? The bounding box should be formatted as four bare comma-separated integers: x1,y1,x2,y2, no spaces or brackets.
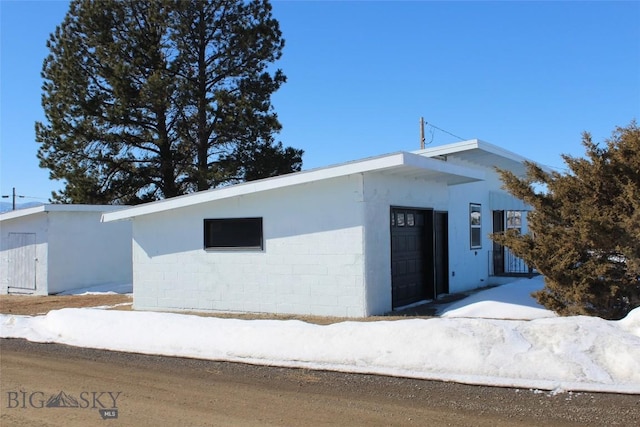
1,294,639,426
0,293,434,323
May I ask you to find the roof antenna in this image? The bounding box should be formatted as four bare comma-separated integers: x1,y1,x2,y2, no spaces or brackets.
420,117,425,149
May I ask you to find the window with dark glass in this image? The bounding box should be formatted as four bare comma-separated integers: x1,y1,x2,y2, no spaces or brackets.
407,213,415,226
470,204,482,249
204,218,263,250
397,213,405,227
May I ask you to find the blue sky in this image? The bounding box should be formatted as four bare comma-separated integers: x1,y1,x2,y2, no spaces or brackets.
1,0,639,202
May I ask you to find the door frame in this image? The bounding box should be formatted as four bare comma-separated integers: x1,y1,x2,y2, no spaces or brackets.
390,206,449,308
434,211,449,296
492,210,505,275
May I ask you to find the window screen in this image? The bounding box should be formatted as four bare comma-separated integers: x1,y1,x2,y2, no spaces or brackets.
204,218,263,250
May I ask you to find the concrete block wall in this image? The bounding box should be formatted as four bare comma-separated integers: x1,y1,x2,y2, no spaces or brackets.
132,174,368,317
361,171,450,314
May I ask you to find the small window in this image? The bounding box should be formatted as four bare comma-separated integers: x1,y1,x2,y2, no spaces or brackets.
407,213,415,227
397,213,405,227
204,218,263,250
506,211,522,230
470,204,482,249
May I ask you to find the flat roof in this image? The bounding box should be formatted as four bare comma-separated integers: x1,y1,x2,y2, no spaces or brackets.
0,204,127,222
102,150,485,222
415,139,550,176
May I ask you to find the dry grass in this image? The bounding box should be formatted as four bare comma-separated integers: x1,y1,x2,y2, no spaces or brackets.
0,293,435,324
0,294,132,316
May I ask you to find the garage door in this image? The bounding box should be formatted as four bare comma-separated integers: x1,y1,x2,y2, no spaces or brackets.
391,208,433,308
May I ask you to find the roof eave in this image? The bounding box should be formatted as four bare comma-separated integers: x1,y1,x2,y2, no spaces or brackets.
102,151,483,222
0,204,127,222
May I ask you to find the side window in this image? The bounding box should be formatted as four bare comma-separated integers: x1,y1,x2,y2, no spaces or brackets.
204,218,263,250
470,204,482,249
506,210,522,233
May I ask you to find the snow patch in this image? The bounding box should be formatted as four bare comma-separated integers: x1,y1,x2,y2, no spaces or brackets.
2,276,639,394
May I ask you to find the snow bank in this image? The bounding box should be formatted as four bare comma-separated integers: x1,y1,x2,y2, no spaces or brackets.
440,276,556,320
2,307,639,394
56,283,133,296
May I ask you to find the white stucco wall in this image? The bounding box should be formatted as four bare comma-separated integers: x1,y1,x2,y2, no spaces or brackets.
0,212,49,295
47,211,132,294
131,174,368,317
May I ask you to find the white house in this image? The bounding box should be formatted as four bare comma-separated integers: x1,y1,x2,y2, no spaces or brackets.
0,204,132,295
102,140,535,317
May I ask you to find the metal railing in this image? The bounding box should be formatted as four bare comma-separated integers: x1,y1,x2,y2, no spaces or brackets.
489,249,533,276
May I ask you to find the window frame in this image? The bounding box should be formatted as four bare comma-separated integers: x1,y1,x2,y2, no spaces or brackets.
506,210,522,233
203,217,264,251
469,203,482,249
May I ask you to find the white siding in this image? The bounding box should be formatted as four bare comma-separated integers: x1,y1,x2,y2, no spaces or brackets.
132,175,368,317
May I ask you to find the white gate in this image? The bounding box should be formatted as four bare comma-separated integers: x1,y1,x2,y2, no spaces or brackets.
7,232,37,292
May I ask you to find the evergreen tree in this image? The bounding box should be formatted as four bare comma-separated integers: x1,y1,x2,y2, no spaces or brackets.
36,0,302,204
492,122,640,320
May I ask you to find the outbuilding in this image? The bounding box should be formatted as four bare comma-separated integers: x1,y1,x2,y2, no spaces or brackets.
103,140,535,317
0,204,132,295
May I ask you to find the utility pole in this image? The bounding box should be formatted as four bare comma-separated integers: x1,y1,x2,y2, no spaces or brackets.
1,187,25,210
419,117,425,149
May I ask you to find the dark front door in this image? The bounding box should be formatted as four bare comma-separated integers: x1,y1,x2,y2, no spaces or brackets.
492,210,505,275
434,211,449,295
391,208,434,308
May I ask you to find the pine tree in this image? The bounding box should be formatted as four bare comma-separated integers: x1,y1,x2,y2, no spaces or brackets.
492,122,640,320
36,0,302,204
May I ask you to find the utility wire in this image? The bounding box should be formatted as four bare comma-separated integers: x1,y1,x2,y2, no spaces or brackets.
1,188,49,210
425,121,466,141
21,195,50,200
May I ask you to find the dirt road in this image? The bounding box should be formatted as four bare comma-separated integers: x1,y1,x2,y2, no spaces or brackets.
1,339,638,427
1,294,639,426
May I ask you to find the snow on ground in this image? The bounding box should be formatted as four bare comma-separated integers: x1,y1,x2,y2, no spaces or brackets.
56,282,133,296
2,278,640,394
439,276,557,320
